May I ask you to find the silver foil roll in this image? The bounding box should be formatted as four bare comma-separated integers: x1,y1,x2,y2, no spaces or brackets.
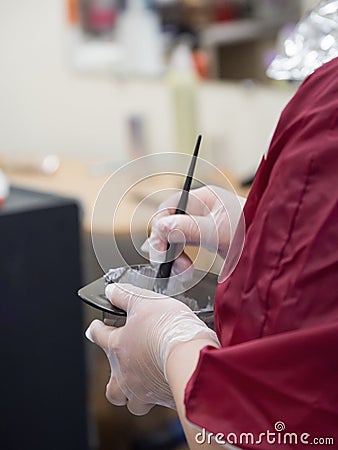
267,0,338,81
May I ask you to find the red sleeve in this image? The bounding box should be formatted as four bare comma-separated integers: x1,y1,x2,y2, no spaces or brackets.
184,57,338,449
185,322,338,449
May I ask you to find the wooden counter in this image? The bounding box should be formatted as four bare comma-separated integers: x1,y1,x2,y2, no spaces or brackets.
6,157,247,237
6,158,164,235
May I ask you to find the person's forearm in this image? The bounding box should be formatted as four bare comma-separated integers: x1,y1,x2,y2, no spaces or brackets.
166,338,226,449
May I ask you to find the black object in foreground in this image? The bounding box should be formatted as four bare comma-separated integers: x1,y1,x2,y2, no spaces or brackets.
154,134,202,291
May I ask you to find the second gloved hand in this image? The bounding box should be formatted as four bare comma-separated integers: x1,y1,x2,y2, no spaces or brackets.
85,282,220,415
142,185,246,277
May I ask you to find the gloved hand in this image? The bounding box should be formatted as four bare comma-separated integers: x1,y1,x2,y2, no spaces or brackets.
85,282,220,415
141,185,246,277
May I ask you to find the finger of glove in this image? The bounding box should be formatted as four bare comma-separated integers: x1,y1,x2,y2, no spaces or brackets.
105,282,165,311
151,214,217,249
147,216,195,262
144,233,169,264
147,194,180,235
106,375,128,406
151,189,213,235
171,252,194,281
159,188,212,216
150,186,229,238
127,396,154,416
141,189,215,259
140,202,174,257
140,238,193,279
85,319,117,350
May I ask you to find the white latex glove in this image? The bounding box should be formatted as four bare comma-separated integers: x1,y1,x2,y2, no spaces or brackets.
85,282,220,415
141,185,246,277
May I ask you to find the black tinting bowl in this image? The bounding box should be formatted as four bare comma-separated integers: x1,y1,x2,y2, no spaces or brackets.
78,264,217,328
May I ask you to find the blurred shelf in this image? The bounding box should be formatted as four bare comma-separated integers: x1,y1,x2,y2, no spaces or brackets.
201,18,288,81
201,18,285,47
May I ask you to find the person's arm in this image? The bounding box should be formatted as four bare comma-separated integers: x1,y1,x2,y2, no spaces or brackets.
167,339,220,449
167,340,237,450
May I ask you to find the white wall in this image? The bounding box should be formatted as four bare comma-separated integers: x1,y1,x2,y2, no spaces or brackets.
198,81,294,178
0,0,295,179
0,0,174,162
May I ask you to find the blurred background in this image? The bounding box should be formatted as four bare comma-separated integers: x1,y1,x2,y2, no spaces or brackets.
0,1,320,449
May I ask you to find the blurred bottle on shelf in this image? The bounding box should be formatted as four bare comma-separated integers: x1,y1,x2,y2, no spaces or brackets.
82,0,118,36
115,0,164,77
167,36,198,153
212,0,238,22
65,0,82,58
65,0,123,73
127,115,147,160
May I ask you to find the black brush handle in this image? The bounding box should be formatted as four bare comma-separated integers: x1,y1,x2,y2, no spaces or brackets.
156,135,202,281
